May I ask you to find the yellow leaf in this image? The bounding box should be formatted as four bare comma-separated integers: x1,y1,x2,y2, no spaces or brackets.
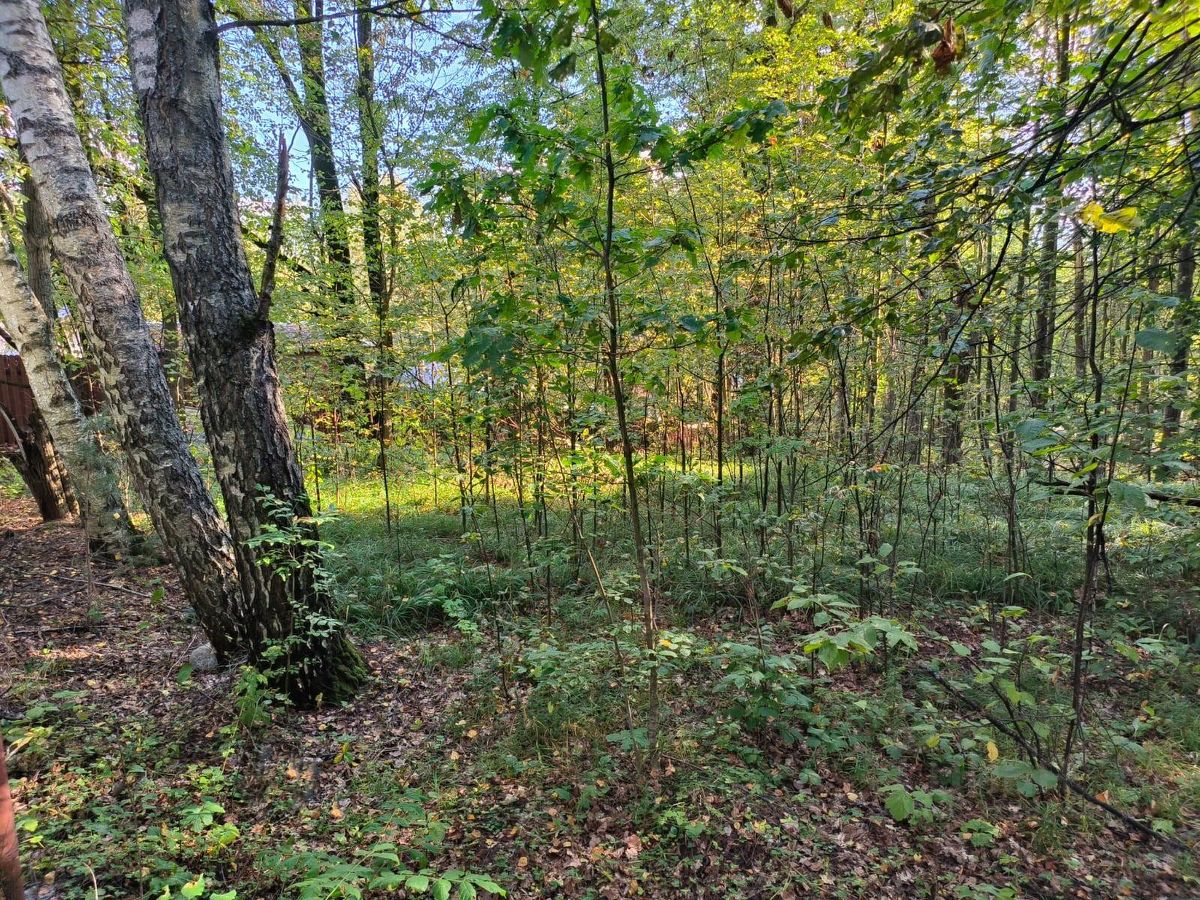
1081,201,1141,233
330,803,343,820
987,741,999,762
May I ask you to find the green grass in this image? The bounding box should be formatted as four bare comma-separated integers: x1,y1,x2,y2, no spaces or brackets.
0,457,26,499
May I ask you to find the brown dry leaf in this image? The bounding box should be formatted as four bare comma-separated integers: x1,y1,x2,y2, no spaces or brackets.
624,833,643,859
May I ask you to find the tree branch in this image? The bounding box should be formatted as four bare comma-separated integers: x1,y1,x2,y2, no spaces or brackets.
258,130,290,320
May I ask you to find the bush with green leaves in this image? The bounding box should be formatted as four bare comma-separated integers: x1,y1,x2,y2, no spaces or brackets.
712,634,812,744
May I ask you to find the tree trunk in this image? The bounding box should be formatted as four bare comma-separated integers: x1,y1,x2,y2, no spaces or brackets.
1072,226,1088,381
1163,242,1195,437
293,0,352,299
237,0,354,311
1,403,71,522
1031,19,1070,410
21,176,54,317
0,230,137,554
1031,206,1059,408
356,5,391,447
126,0,365,703
0,0,243,644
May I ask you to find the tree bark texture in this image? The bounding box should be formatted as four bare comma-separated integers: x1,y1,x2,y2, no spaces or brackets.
0,229,137,553
0,0,243,643
125,0,365,702
1,403,72,522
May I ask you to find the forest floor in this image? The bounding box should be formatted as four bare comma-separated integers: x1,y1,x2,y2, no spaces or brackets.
2,495,1198,898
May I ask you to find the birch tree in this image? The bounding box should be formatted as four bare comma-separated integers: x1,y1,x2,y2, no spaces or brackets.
0,227,136,556
126,0,365,701
0,0,244,650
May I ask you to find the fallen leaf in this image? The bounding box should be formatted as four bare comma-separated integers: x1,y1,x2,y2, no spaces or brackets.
624,833,643,859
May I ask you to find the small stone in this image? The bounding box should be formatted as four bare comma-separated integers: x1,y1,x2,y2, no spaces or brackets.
188,642,219,672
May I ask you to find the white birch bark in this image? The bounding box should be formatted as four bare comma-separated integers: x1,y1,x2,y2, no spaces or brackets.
0,228,136,556
0,0,245,648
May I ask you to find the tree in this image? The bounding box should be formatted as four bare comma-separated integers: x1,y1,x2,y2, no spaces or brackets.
0,226,136,556
126,0,366,702
233,0,356,317
0,0,242,651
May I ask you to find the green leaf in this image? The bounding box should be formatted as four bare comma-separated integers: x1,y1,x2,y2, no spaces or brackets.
548,52,577,81
406,875,432,892
883,786,915,822
1134,328,1178,354
470,877,505,895
433,879,453,900
1029,768,1058,789
993,760,1032,779
1152,818,1175,835
1107,481,1147,508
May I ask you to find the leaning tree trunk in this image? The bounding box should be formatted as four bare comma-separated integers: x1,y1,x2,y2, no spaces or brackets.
0,401,72,522
126,0,365,702
20,176,54,318
0,223,138,556
0,0,244,647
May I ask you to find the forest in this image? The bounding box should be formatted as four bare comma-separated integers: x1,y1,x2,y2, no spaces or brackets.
0,0,1198,895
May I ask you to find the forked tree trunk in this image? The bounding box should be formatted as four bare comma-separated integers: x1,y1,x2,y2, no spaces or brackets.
126,0,365,702
0,0,244,646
